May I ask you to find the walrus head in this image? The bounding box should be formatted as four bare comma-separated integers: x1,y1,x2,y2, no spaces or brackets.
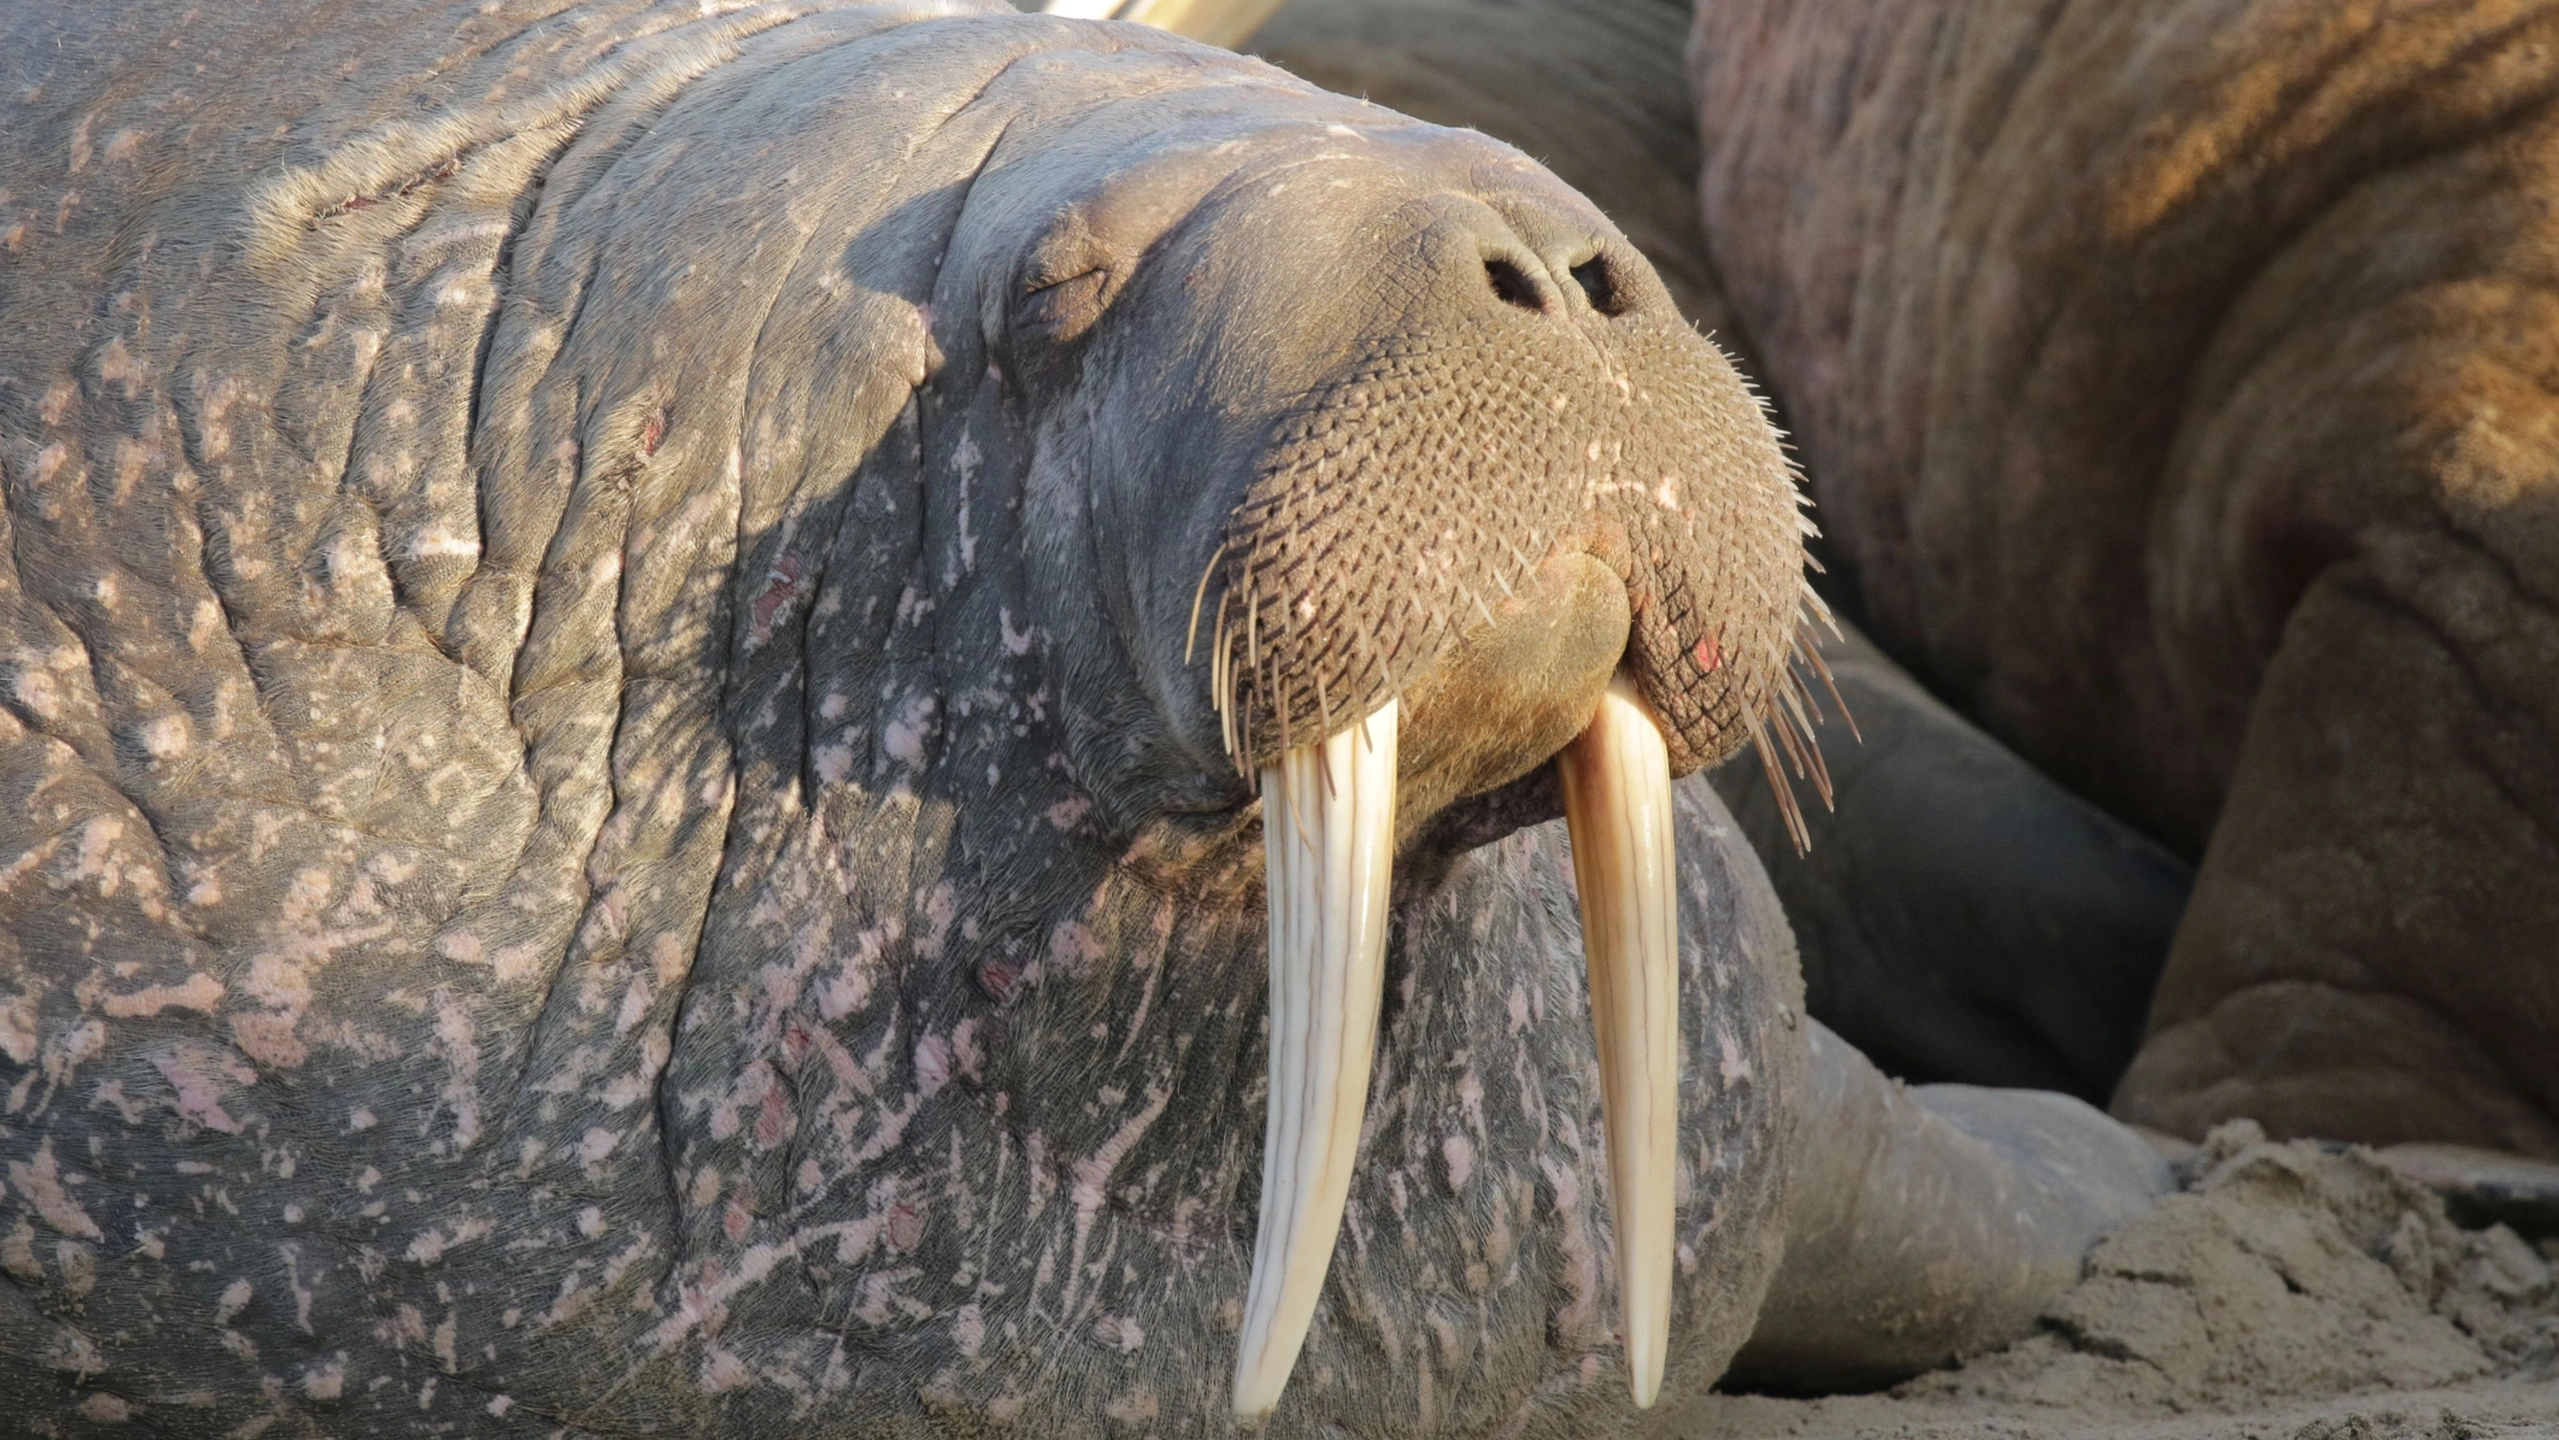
962,80,1819,1414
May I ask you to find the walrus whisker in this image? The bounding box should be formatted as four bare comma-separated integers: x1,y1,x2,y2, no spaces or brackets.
1780,688,1834,811
1184,540,1229,666
1785,706,1828,803
1247,589,1263,686
1313,670,1336,801
1781,663,1823,742
1762,686,1811,779
1798,612,1858,744
1215,625,1236,760
1744,707,1813,854
1799,574,1839,634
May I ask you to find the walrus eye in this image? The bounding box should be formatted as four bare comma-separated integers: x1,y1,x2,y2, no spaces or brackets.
1017,267,1112,347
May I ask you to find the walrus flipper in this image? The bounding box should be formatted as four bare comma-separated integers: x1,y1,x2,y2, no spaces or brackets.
1729,1021,2176,1393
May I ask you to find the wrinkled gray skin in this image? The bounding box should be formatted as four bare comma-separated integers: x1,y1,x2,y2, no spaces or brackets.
0,2,2164,1434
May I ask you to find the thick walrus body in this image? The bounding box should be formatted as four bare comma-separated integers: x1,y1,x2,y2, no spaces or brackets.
0,1,2170,1433
1689,0,2559,1158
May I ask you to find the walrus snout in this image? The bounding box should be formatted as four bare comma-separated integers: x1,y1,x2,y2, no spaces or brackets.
1172,184,1814,793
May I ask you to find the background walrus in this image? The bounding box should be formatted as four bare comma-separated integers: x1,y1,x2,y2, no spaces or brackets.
0,0,2169,1434
1687,0,2559,1159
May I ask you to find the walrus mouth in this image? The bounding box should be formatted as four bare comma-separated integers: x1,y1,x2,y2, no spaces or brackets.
1232,676,1679,1417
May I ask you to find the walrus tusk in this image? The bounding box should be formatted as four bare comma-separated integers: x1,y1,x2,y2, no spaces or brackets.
1040,0,1288,49
1558,675,1679,1408
1234,699,1401,1419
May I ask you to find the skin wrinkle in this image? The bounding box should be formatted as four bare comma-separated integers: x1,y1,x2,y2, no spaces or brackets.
2189,8,2540,808
2161,229,2559,663
2345,548,2559,886
449,7,854,694
564,56,865,1238
2155,181,2559,649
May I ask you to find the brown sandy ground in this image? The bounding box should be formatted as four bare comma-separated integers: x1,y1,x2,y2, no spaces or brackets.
1656,1129,2559,1440
1668,1377,2559,1440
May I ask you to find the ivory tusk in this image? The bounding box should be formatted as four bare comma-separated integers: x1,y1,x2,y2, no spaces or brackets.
1557,675,1679,1408
1233,699,1400,1419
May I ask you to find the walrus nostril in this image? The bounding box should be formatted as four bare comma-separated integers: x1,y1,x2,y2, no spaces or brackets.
1572,256,1628,317
1484,256,1544,312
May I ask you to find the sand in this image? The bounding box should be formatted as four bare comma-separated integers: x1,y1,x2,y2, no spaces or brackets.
1660,1126,2559,1439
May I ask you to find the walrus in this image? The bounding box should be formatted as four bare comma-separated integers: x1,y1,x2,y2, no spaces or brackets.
1685,0,2559,1159
0,1,2171,1433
